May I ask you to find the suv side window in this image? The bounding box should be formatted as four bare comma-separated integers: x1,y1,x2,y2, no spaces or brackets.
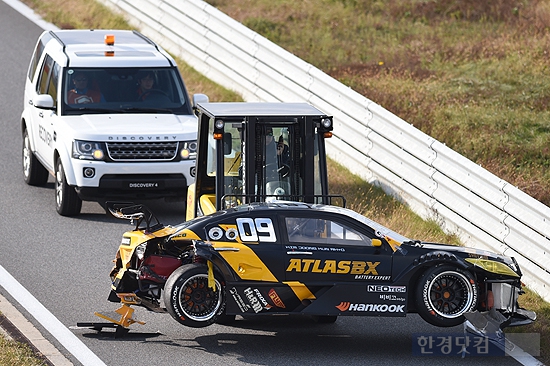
27,33,52,82
36,55,60,109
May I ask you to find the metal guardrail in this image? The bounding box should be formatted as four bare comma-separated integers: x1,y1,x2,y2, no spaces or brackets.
99,0,550,302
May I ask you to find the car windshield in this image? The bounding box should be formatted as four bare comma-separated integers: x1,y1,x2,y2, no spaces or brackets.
62,67,192,115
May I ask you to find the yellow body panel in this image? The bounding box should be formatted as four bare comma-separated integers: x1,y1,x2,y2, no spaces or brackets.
283,281,316,301
186,183,196,221
213,241,279,282
170,228,202,241
200,194,217,216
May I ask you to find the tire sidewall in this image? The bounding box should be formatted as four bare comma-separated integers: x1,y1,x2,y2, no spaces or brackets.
415,264,478,327
22,129,48,186
163,263,225,328
55,159,81,216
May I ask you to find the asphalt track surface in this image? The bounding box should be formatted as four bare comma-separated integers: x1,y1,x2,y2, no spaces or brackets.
0,1,541,365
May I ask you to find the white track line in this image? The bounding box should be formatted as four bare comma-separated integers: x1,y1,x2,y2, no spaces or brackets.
0,265,106,366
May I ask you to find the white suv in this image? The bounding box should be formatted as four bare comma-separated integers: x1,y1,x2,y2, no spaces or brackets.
22,29,206,216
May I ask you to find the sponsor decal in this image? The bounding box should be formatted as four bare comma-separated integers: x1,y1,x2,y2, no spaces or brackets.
229,287,250,312
379,294,406,302
367,285,406,301
285,245,345,253
244,287,263,313
121,237,131,245
254,288,271,309
286,259,380,275
268,289,286,309
336,302,405,313
367,285,406,293
355,275,391,280
171,285,184,318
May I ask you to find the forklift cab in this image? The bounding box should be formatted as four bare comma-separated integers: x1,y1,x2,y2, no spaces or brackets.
186,102,336,220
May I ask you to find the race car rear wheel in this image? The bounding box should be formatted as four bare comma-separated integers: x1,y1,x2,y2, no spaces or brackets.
415,265,478,327
163,263,225,328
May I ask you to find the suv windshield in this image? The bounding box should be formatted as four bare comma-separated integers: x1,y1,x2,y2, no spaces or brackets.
62,67,192,115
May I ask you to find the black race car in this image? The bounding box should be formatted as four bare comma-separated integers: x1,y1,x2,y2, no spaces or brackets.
103,201,535,332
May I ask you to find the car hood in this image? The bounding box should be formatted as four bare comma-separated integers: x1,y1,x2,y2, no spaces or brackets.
61,113,197,141
413,242,513,264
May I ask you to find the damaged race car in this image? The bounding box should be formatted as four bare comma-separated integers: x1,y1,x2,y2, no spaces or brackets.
91,201,535,334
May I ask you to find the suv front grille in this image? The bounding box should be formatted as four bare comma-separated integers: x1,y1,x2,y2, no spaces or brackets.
106,142,179,161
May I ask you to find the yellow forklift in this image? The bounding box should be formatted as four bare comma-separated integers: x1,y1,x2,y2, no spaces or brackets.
186,102,341,220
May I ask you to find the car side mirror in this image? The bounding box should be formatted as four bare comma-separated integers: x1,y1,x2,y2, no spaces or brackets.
33,94,55,110
372,239,382,247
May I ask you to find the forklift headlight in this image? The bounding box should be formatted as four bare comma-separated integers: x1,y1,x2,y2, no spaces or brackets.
215,119,224,129
321,118,332,128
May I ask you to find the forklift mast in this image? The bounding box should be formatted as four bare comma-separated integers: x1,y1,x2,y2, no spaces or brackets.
188,102,335,220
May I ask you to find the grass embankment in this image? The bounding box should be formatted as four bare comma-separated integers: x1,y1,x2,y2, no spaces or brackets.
8,0,549,364
211,0,550,206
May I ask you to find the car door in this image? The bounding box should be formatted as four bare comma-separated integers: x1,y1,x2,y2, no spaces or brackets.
31,54,59,171
207,212,291,315
282,213,406,317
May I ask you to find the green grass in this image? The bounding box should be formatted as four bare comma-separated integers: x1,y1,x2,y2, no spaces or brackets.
7,0,549,364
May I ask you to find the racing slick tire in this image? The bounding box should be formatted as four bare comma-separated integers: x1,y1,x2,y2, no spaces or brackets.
415,264,478,327
22,129,49,186
55,159,82,216
163,263,225,328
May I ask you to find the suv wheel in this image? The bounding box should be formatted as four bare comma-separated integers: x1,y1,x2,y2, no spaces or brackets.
55,159,82,216
22,129,49,186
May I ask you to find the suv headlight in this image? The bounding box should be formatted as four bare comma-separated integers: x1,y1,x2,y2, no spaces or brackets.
73,140,105,160
180,140,197,160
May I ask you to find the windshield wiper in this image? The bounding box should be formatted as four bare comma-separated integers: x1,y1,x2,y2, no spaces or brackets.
119,106,173,113
68,106,119,113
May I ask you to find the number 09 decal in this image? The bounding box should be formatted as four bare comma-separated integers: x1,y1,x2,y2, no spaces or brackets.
236,218,276,242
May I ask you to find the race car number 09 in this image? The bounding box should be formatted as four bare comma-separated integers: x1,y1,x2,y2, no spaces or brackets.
236,218,276,242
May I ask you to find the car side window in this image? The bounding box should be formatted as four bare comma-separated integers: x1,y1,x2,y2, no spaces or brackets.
49,61,60,104
285,217,373,246
27,34,51,82
36,55,60,109
37,55,54,95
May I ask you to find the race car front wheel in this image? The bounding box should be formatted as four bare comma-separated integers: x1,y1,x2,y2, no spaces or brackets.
415,265,478,327
163,263,225,328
